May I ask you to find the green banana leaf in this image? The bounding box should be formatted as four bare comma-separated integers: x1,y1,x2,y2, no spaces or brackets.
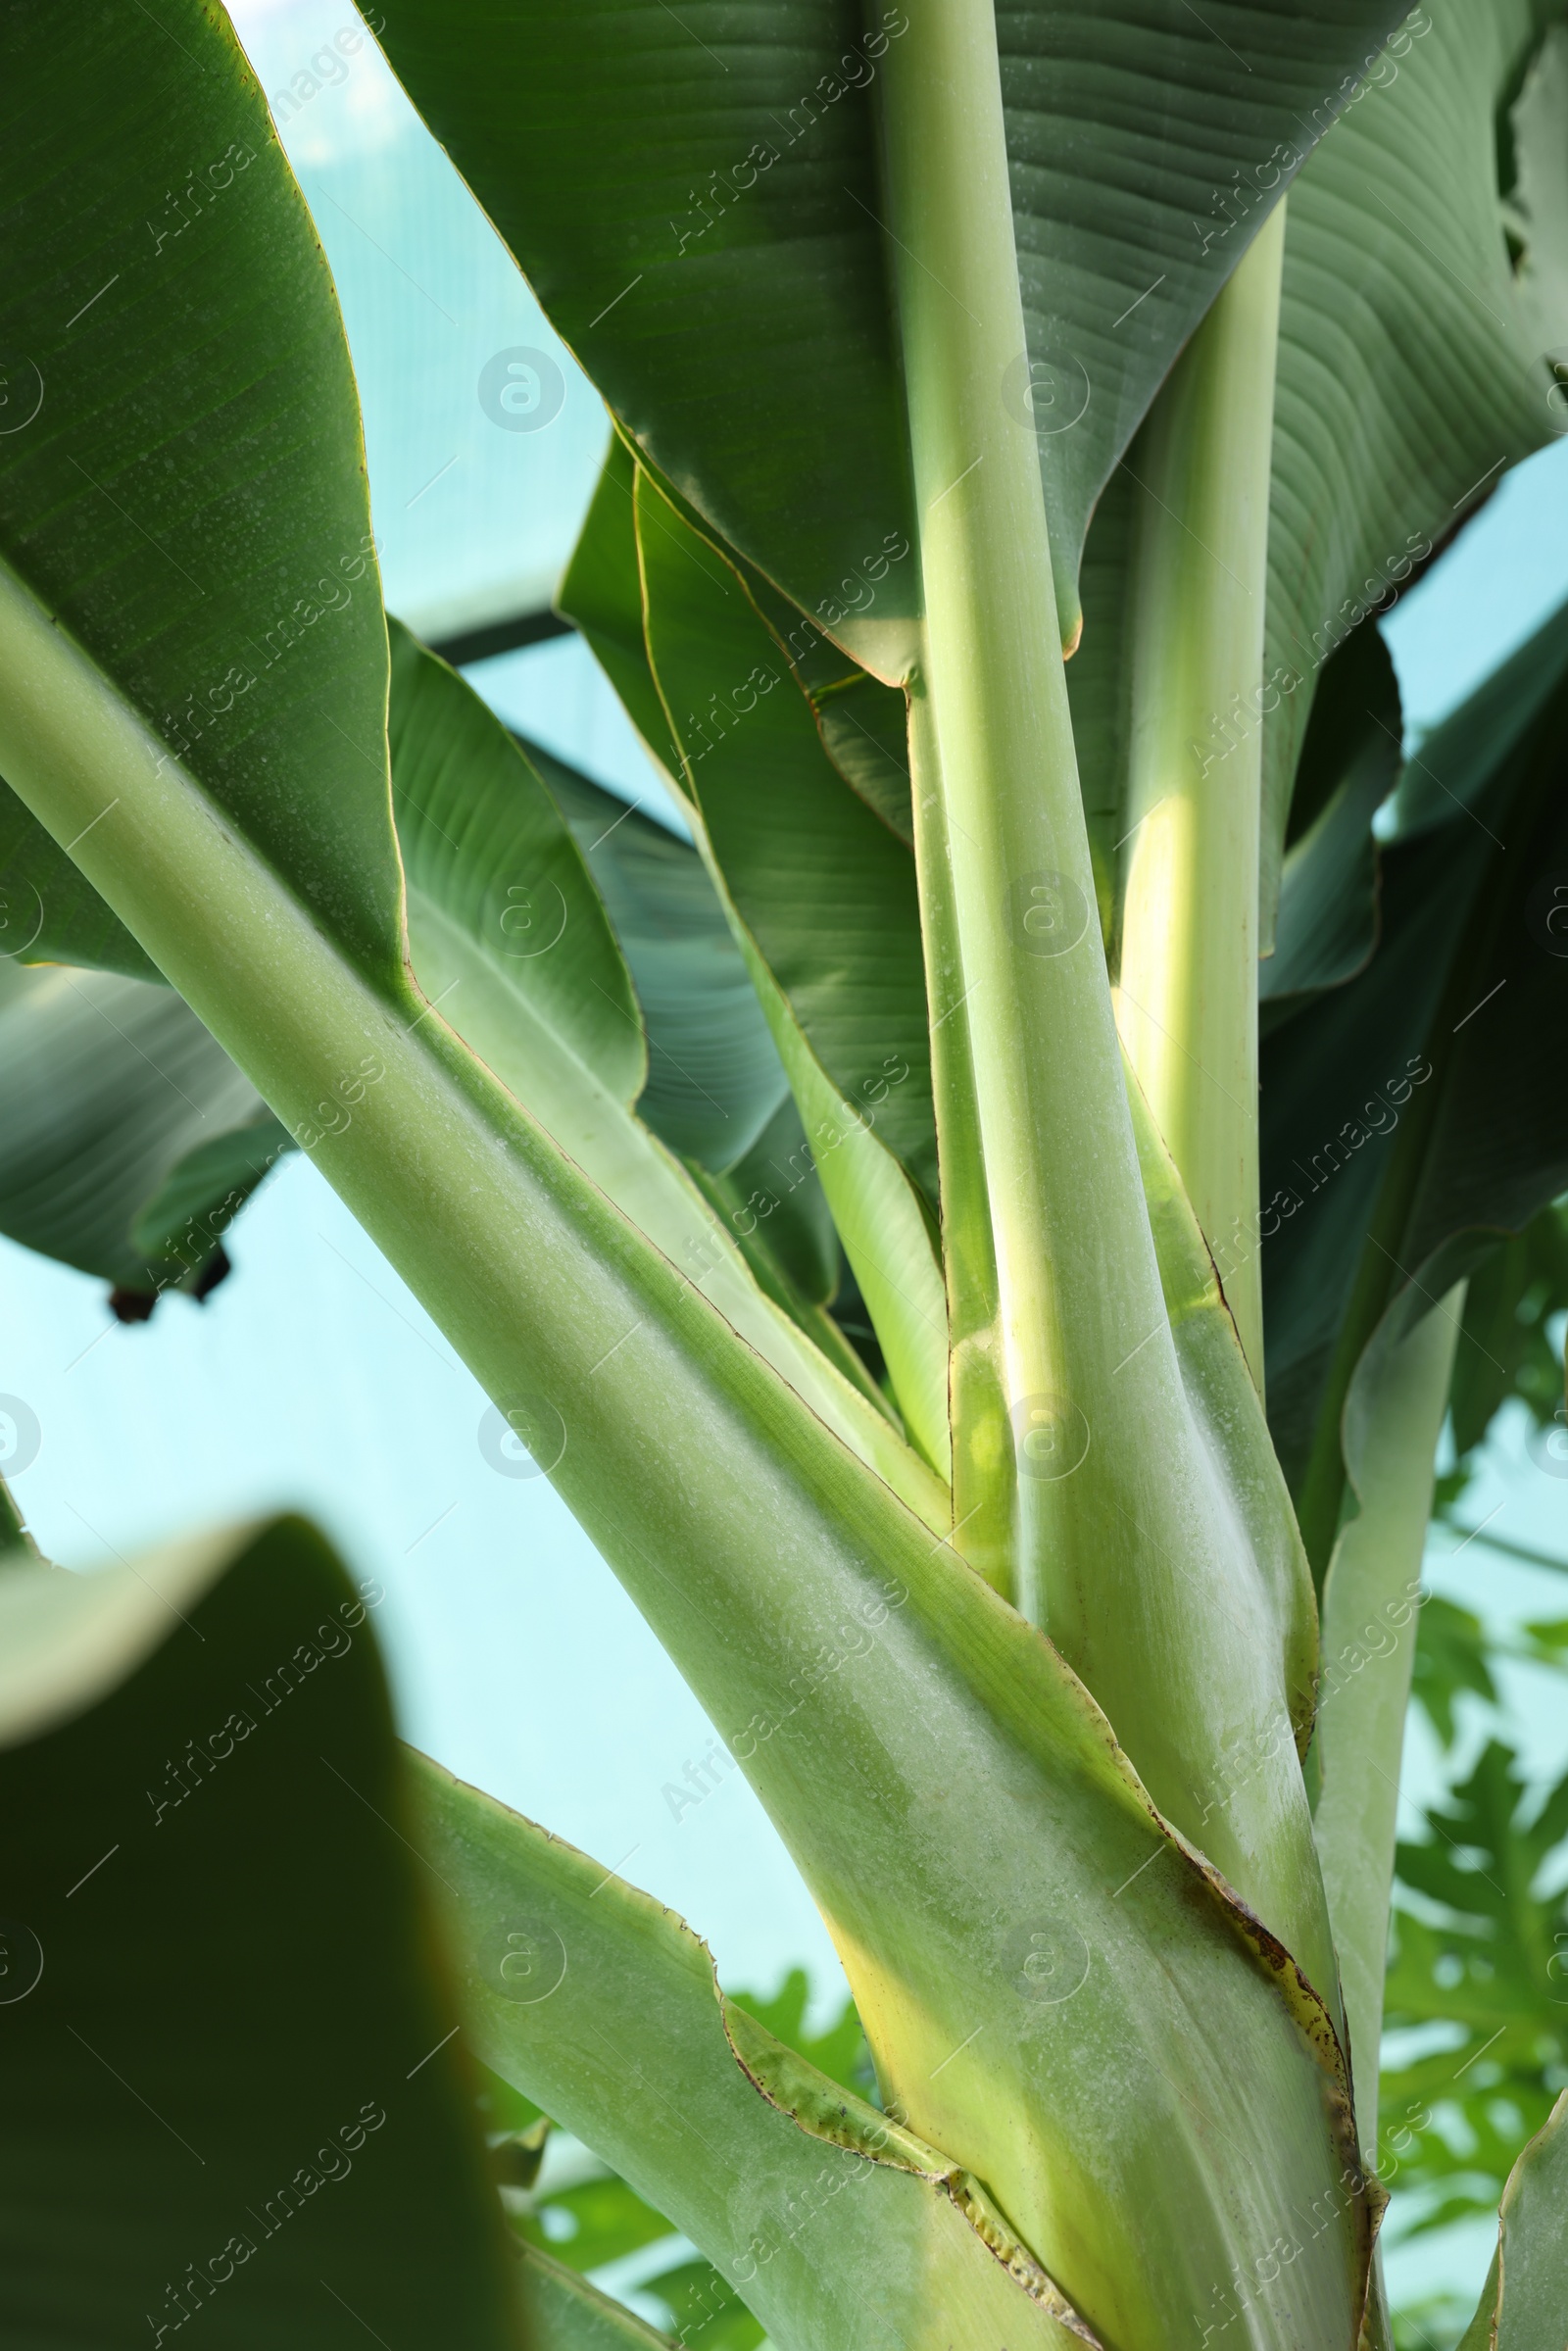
0,770,158,978
373,0,1408,668
556,440,908,1335
0,9,402,998
0,570,907,1481
1260,595,1568,1572
0,0,951,1557
518,731,789,1176
1070,0,1568,953
0,650,812,1336
1260,0,1568,937
0,962,288,1300
556,430,683,779
811,673,913,845
1456,2090,1568,2350
0,1515,522,2348
1259,618,1403,1019
630,468,917,843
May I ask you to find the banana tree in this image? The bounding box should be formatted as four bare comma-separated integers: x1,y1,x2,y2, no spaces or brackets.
1,2,1567,2347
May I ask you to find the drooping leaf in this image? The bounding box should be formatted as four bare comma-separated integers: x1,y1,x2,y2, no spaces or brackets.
373,0,1408,668
0,963,287,1298
1260,617,1402,1019
1260,0,1568,938
0,1517,522,2348
557,439,906,1193
1261,596,1568,1571
0,771,159,979
130,1111,295,1268
633,466,939,1206
633,465,950,1469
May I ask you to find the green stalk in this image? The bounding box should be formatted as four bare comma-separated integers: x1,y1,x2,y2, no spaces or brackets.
872,6,1342,2006
1313,1285,1464,2160
1117,206,1286,1390
874,0,1184,1618
906,680,1012,1593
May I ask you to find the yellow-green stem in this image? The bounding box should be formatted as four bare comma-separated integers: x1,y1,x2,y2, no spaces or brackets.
875,0,1188,1619
1117,206,1286,1388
